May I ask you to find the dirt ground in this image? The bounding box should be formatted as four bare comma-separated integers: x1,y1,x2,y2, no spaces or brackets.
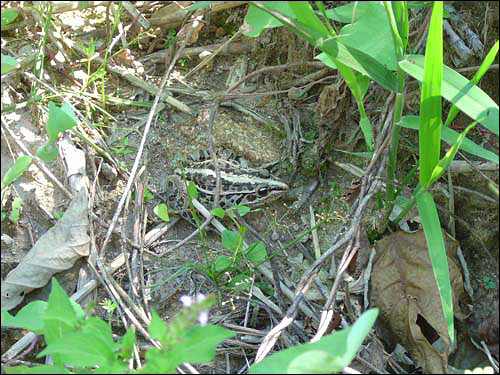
1,2,498,373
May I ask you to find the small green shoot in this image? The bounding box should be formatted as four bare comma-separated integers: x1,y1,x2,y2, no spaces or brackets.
9,197,22,223
36,102,78,162
482,276,497,290
143,188,154,203
99,298,117,328
110,136,134,155
163,28,178,48
1,155,32,192
154,203,170,222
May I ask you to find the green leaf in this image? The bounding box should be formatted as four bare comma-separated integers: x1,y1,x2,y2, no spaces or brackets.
359,116,373,150
210,207,225,219
187,181,198,200
400,116,498,164
213,255,232,272
287,2,329,36
245,242,267,265
1,8,19,27
176,324,234,363
8,197,21,222
46,102,78,142
148,310,168,344
119,328,136,360
226,205,251,219
227,272,253,291
154,203,170,222
1,301,48,334
42,279,81,364
249,309,378,374
334,1,398,71
444,40,499,127
36,142,59,162
400,55,499,136
391,1,409,51
1,155,32,190
40,318,116,368
246,2,398,91
427,121,478,186
243,2,293,37
416,192,454,346
221,230,241,253
418,1,443,186
323,2,365,23
1,54,20,75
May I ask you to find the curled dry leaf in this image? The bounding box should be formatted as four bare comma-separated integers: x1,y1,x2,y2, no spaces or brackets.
1,189,89,311
370,229,466,374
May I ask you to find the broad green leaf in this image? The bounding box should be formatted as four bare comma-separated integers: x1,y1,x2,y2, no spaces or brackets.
227,272,253,291
324,2,374,23
221,230,241,253
39,319,115,367
154,203,170,222
400,116,498,164
245,242,267,265
1,8,19,26
43,279,79,337
418,1,443,186
334,1,398,71
321,38,397,91
400,55,499,136
287,2,329,36
1,54,19,75
46,102,78,142
174,324,234,363
148,310,168,344
210,207,225,219
36,142,59,162
43,278,80,364
246,2,398,91
234,205,251,216
214,255,232,272
1,155,32,190
119,328,136,360
243,2,293,37
250,309,378,374
1,301,47,334
416,192,454,345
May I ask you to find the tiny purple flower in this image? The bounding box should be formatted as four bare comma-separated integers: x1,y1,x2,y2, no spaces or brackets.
198,311,209,326
179,293,209,326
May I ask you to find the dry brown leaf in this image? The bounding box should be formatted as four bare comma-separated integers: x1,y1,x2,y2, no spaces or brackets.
1,189,89,311
370,229,466,373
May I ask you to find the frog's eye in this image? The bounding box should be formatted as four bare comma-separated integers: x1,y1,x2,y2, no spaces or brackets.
256,186,269,197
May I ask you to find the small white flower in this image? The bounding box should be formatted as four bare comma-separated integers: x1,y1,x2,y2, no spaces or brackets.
198,311,208,326
180,295,193,307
